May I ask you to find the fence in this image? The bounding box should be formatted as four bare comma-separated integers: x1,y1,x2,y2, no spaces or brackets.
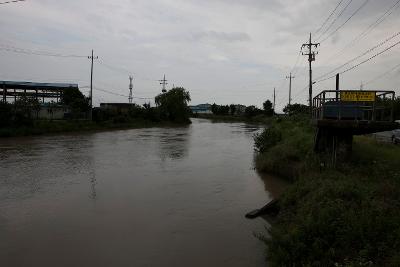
312,90,395,122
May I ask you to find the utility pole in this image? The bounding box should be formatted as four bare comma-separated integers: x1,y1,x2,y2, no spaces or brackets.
273,87,276,113
301,33,320,112
88,49,98,120
286,72,295,106
129,75,133,104
159,74,168,93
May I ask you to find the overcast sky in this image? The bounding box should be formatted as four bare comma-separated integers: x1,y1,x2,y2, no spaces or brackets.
1,0,399,111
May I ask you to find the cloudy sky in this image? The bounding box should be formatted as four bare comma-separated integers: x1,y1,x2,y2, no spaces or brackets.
1,0,399,111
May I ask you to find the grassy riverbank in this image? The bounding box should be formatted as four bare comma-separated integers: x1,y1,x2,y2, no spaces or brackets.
0,119,189,137
193,113,273,123
255,116,400,266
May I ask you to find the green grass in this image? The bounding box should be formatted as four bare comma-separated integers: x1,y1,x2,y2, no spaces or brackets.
255,116,400,266
254,115,316,180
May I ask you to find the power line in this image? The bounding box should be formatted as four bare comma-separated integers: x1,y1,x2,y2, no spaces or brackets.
316,30,400,81
316,39,400,83
93,86,153,99
320,0,370,43
314,0,345,35
0,44,86,58
0,0,25,5
324,0,400,62
364,62,400,86
316,0,353,41
97,59,131,75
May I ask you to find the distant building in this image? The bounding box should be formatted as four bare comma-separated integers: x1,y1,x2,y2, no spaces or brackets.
0,80,81,120
189,103,212,114
38,103,70,120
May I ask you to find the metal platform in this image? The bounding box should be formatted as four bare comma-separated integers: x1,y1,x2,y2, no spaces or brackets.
313,90,399,135
312,90,399,160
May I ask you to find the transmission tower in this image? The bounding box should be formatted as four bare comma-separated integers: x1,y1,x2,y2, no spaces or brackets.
129,76,133,104
159,74,168,93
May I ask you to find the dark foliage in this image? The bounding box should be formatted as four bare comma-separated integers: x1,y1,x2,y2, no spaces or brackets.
155,87,191,123
61,87,90,114
394,97,400,120
244,105,263,118
283,103,309,115
263,100,274,116
211,104,230,115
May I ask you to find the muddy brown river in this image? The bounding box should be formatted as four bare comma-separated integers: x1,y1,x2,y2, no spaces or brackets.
0,118,285,267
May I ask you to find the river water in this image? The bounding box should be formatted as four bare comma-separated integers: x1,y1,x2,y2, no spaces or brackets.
0,118,284,267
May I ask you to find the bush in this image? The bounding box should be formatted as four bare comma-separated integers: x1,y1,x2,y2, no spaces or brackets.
254,115,315,179
254,127,282,153
255,117,400,266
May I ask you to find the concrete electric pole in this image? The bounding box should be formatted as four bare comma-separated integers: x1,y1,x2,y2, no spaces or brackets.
129,75,133,104
301,33,320,112
286,72,295,106
88,49,98,120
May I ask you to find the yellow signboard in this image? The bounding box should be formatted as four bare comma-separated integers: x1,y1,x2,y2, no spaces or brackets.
340,91,376,102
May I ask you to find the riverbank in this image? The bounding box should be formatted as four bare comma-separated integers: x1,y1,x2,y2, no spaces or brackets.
193,113,273,123
0,119,190,138
254,116,400,266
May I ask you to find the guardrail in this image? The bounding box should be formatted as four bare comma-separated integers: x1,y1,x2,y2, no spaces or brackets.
312,90,395,122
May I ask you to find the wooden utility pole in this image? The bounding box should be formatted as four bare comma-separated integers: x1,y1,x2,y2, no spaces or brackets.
273,87,276,113
301,33,320,112
286,73,295,106
88,49,98,120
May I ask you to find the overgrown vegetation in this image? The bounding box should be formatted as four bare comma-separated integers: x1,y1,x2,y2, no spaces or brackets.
209,99,274,120
255,115,400,266
0,87,192,137
394,97,400,120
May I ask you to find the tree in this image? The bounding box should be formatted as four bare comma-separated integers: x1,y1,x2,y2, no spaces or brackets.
245,105,263,118
394,97,400,120
14,96,41,125
155,87,191,123
283,103,309,116
263,100,274,116
0,102,13,126
211,104,230,116
230,104,236,115
61,87,90,114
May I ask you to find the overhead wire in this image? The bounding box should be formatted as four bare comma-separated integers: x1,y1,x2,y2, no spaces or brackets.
314,0,345,35
319,0,370,43
316,39,400,83
0,0,25,5
316,0,353,41
315,30,400,81
323,0,400,63
0,44,87,58
364,62,400,87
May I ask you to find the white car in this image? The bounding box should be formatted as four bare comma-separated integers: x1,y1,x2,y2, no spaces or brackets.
392,129,400,144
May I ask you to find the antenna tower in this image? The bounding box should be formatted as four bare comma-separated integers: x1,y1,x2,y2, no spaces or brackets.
159,74,168,93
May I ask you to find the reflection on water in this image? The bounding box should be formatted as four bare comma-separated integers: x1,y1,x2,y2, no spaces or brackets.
0,119,278,267
158,126,191,160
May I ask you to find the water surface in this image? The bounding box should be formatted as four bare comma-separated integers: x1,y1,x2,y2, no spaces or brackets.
0,118,277,267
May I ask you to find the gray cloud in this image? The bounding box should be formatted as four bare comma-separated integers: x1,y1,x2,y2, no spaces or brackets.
192,31,251,42
0,0,399,111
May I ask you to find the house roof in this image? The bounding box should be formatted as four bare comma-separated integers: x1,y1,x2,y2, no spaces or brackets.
0,81,79,91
